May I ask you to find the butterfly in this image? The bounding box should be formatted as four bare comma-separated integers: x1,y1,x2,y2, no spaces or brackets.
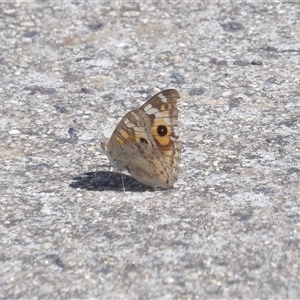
101,89,181,189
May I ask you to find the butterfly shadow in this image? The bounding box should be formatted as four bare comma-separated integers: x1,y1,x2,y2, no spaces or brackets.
69,171,151,192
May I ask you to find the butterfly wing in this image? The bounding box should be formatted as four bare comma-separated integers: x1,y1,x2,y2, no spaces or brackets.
141,89,181,186
103,89,180,188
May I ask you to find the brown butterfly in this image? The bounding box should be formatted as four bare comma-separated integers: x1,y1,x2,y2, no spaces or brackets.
101,89,180,188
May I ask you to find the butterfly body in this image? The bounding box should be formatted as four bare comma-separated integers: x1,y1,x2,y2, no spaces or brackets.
101,89,180,189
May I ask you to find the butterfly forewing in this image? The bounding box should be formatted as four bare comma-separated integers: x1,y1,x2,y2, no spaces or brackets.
141,89,181,182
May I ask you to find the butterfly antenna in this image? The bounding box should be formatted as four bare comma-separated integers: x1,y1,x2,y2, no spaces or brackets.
89,103,104,139
73,119,98,136
73,102,104,136
73,104,109,170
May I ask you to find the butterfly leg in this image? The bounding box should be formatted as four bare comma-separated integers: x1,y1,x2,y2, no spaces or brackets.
90,165,99,186
120,173,126,192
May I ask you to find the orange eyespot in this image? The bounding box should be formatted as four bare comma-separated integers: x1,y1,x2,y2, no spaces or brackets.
157,125,168,137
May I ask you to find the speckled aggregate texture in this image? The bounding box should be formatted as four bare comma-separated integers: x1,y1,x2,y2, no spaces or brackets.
1,1,300,299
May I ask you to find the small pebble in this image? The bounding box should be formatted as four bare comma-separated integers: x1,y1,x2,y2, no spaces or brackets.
163,277,175,284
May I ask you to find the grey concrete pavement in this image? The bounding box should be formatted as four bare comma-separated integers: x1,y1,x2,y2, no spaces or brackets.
1,1,299,299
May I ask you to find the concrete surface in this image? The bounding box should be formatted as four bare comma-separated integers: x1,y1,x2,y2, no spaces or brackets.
1,1,300,299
